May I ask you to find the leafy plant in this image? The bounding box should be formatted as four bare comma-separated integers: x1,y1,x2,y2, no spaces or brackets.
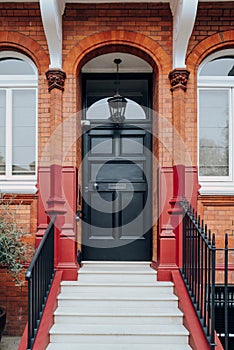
0,195,33,286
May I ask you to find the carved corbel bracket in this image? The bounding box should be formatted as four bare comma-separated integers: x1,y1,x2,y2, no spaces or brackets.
169,68,190,92
46,69,66,92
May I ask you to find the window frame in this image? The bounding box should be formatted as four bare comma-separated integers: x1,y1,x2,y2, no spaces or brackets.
0,52,38,194
198,50,234,195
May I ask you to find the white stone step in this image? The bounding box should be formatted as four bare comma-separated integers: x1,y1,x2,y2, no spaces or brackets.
60,281,174,296
81,261,153,271
46,262,191,349
78,270,156,283
49,323,189,344
47,343,192,350
57,294,179,308
54,307,183,325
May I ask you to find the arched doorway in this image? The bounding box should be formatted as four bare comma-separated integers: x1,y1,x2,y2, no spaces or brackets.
80,53,153,261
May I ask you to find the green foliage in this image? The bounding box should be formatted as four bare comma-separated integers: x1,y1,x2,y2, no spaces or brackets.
0,195,33,286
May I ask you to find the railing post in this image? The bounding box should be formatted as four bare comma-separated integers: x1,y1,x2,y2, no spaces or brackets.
27,278,33,350
211,234,216,350
26,216,56,349
224,234,229,350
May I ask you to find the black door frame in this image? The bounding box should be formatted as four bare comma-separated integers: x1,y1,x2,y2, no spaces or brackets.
81,72,153,261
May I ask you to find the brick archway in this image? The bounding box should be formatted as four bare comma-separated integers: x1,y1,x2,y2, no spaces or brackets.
63,30,171,75
187,30,234,72
0,31,49,73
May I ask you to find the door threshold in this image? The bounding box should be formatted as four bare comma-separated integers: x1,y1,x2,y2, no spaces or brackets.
82,261,152,264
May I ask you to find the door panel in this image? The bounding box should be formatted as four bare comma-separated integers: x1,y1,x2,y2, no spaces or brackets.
82,126,152,261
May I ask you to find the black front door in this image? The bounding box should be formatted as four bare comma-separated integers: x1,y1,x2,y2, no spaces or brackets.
82,125,152,261
81,72,152,261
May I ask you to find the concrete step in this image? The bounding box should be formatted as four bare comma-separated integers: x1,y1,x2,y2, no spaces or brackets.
60,281,174,296
78,270,156,283
57,294,179,308
54,307,183,325
46,262,191,349
49,323,189,344
47,343,192,350
81,261,154,271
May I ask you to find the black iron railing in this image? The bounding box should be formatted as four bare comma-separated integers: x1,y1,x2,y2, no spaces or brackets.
26,215,56,349
180,200,234,350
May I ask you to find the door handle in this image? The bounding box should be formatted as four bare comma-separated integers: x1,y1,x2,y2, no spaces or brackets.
76,210,83,222
93,183,99,190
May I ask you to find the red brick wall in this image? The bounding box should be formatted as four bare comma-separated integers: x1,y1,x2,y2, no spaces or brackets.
63,3,172,57
0,195,37,336
0,3,48,55
188,2,234,54
0,267,28,336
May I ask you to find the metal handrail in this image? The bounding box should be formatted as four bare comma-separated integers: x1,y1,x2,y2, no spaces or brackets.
180,199,234,350
26,215,56,349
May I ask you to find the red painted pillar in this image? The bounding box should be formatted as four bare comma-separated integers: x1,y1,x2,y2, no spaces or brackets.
157,69,190,279
44,69,78,281
169,69,190,269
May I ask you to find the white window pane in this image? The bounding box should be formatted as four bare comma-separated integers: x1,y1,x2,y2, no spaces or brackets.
0,90,6,175
200,57,234,76
0,58,35,75
12,147,35,175
199,89,229,176
12,90,36,175
13,126,35,146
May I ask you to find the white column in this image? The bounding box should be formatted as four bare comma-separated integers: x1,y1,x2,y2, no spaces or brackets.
170,0,198,68
39,0,65,69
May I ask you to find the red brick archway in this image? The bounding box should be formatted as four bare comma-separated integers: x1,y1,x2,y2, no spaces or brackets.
0,31,49,73
187,30,234,72
64,30,171,75
63,30,172,266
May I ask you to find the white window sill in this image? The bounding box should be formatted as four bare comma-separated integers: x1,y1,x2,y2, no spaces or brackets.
199,182,234,195
0,180,37,194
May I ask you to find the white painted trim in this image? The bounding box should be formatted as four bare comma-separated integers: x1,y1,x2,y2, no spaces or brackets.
199,183,234,196
170,0,198,68
199,78,234,87
39,0,65,69
0,180,37,194
0,0,232,2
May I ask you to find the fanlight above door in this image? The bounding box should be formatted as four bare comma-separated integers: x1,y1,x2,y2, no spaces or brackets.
86,97,146,120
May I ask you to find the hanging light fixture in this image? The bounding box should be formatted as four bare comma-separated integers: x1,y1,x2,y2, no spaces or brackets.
108,58,127,124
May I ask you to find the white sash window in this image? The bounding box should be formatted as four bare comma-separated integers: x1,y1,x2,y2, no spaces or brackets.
0,52,37,193
198,50,234,194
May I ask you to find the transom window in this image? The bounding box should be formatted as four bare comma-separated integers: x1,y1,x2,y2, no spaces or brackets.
0,52,37,193
83,74,152,122
198,50,234,194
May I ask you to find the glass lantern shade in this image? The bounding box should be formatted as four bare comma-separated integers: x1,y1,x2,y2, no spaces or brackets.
107,93,127,123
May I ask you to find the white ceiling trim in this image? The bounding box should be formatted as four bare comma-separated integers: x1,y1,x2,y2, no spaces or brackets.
39,0,65,69
170,0,198,68
0,0,233,2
